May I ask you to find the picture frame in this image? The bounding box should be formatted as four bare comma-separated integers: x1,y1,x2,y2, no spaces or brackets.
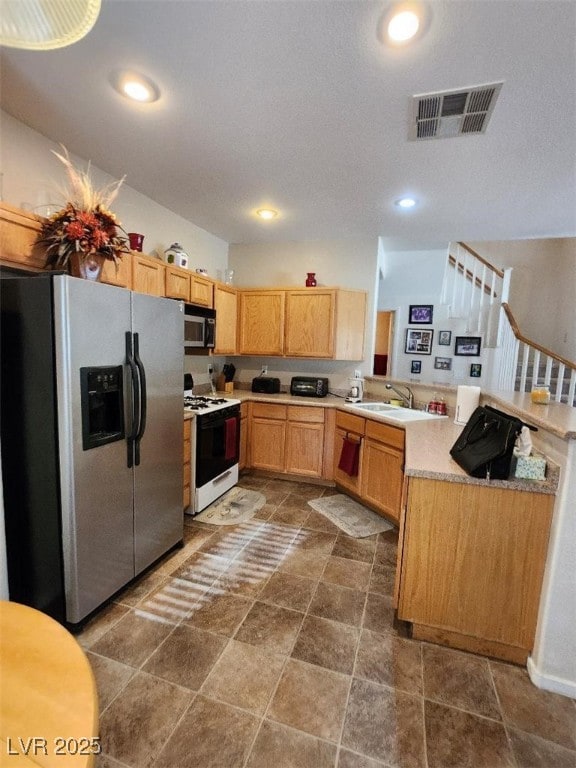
454,336,482,356
470,363,482,377
410,360,422,374
405,328,433,355
438,330,452,346
408,304,433,324
434,356,452,371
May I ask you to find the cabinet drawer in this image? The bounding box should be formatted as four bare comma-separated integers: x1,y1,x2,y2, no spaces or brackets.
288,406,324,423
365,420,404,450
251,402,287,420
336,410,365,435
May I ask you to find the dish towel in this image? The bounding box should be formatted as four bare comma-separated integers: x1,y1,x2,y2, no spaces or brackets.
224,417,237,460
338,437,360,477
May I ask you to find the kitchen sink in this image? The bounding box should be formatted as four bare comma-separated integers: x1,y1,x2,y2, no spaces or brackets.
346,402,446,422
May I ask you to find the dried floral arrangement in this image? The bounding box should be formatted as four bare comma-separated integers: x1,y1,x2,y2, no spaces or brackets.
39,146,130,270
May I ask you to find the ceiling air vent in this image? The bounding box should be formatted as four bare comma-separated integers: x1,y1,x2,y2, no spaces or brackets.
410,82,503,141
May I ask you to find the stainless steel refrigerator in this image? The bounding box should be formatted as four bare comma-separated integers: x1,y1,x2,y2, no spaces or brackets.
0,273,184,628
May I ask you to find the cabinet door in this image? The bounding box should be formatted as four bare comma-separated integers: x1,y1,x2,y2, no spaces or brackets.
0,203,46,271
165,265,191,300
101,253,132,289
239,291,285,355
132,254,165,296
398,477,554,660
360,438,404,523
191,275,214,308
250,417,286,471
285,421,324,477
284,290,335,357
214,284,238,354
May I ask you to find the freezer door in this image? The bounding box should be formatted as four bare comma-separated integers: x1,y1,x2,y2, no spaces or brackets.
131,292,184,574
54,276,135,624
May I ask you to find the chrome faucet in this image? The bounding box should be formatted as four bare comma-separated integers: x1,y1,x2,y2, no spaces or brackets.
385,383,414,409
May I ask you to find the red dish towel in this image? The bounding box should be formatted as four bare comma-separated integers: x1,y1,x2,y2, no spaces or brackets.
338,437,360,477
224,417,237,460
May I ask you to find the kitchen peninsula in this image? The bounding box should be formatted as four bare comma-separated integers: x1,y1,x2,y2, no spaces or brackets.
224,383,572,672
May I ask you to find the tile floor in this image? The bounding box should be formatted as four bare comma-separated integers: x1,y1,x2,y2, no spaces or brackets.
79,474,576,768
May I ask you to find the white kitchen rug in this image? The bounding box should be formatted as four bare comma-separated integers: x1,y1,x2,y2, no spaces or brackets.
195,487,266,526
307,495,393,538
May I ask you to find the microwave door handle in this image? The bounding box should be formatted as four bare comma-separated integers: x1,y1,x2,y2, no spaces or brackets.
125,331,140,468
133,332,147,467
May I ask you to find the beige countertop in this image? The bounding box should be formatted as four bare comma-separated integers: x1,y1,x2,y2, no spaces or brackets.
186,389,562,494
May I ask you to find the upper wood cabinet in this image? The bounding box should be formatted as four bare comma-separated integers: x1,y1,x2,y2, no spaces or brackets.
101,253,132,289
239,290,285,356
165,264,191,301
213,283,238,355
132,253,166,296
0,202,47,271
238,287,366,359
190,274,214,308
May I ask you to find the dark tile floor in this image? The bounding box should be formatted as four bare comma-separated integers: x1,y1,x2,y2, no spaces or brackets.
79,474,576,768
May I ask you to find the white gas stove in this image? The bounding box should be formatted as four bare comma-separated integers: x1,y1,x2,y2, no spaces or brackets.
184,392,241,414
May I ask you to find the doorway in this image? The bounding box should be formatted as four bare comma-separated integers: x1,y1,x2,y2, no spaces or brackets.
373,311,394,375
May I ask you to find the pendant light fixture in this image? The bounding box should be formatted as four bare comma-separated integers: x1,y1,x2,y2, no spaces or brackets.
0,0,101,50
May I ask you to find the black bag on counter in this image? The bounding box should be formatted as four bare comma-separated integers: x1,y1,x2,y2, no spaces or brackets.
449,405,527,480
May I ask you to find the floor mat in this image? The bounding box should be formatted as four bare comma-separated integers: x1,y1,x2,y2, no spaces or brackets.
307,494,393,538
195,487,266,525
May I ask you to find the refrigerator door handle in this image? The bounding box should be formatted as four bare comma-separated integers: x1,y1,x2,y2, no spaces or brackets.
125,331,140,468
133,332,147,466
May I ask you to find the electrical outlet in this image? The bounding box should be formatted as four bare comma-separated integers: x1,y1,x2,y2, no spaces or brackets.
354,369,362,378
261,365,268,375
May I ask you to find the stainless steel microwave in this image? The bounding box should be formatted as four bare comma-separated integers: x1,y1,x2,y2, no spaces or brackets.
184,305,216,348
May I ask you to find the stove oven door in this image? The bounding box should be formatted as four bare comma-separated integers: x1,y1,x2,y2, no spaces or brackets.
195,406,240,489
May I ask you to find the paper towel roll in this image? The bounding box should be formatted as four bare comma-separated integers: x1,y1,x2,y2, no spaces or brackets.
454,385,481,425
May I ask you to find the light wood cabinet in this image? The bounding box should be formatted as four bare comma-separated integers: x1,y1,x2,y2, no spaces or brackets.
249,403,287,472
238,287,366,360
239,402,249,471
190,274,214,308
214,283,238,354
284,289,366,360
165,264,191,300
333,411,365,496
132,253,166,296
285,406,325,477
360,421,404,524
183,419,192,510
239,290,285,355
397,476,554,664
101,253,132,288
248,402,325,478
0,202,47,271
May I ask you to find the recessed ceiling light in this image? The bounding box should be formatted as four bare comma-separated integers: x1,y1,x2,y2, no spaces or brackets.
381,3,428,46
256,209,278,220
112,71,160,103
395,197,417,209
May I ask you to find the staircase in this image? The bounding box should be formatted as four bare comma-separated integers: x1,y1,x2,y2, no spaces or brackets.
441,243,576,406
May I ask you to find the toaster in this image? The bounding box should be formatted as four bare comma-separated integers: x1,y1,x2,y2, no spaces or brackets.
251,376,281,394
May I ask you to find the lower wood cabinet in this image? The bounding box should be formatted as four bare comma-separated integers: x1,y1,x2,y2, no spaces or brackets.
183,419,192,510
333,410,405,524
249,402,325,478
397,476,554,664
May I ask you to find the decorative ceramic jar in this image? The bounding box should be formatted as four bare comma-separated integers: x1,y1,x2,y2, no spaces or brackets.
305,272,317,287
164,243,189,269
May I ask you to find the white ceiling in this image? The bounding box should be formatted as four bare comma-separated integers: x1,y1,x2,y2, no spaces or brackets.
1,0,575,248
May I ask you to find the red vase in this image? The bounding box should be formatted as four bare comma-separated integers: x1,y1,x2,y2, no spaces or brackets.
305,272,317,287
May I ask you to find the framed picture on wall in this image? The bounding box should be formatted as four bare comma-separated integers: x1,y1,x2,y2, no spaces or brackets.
470,363,482,377
454,336,482,356
410,360,422,374
438,330,452,346
434,356,452,370
409,304,433,324
405,328,433,355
